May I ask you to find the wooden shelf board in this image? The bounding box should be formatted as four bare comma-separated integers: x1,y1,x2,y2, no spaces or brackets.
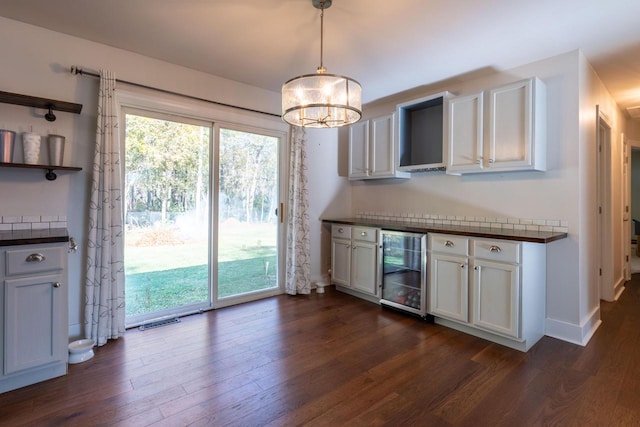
0,162,82,172
0,91,82,114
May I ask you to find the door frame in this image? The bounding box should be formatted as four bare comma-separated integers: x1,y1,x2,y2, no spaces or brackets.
623,133,631,281
627,139,640,275
596,105,612,301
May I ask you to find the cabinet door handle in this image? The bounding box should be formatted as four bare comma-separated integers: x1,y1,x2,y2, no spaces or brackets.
26,253,46,263
338,228,344,233
460,264,465,268
361,231,367,236
489,159,495,163
444,240,454,247
53,282,61,288
474,266,479,271
489,245,502,253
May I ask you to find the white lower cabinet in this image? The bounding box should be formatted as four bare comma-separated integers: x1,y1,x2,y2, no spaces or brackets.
428,233,545,351
331,225,380,299
429,235,469,322
1,242,69,393
471,257,520,338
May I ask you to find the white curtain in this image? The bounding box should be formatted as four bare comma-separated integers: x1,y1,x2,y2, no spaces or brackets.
84,70,126,346
285,126,311,295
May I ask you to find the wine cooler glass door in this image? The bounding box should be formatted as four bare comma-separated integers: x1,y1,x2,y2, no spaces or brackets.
381,231,426,316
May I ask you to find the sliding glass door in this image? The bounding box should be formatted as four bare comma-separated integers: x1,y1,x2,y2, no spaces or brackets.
124,109,212,326
122,105,286,326
214,125,283,306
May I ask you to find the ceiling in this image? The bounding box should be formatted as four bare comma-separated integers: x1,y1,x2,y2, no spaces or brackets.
2,0,640,114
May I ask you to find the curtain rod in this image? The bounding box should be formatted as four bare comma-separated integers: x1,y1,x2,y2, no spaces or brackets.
70,66,282,119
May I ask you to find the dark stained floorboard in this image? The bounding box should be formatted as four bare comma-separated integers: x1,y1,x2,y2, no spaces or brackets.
2,275,640,426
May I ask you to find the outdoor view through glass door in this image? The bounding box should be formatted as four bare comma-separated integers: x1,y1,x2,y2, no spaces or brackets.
216,127,280,302
124,110,212,326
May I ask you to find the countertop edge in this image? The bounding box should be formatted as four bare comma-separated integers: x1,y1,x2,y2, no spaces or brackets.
323,219,567,244
0,228,70,247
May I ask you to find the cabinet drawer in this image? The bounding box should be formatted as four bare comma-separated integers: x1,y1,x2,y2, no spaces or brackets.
5,246,65,276
472,239,520,264
353,227,378,243
331,224,352,239
429,234,469,256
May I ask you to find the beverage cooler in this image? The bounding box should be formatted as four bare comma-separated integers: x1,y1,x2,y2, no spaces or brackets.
380,230,427,317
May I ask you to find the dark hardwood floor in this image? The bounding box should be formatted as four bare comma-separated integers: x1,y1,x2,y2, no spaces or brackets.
2,276,640,426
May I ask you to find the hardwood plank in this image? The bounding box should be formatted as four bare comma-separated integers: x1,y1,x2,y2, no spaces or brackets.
1,278,640,426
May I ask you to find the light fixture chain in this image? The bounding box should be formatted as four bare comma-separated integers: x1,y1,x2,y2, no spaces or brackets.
319,3,325,71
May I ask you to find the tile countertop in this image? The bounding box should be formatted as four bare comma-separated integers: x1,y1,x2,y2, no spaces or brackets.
324,218,568,244
0,228,70,246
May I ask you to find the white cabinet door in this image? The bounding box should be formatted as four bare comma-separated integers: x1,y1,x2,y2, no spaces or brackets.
489,79,530,168
331,238,351,287
488,78,545,171
351,241,379,296
370,113,395,178
348,120,369,179
446,92,484,174
471,259,520,338
429,252,469,322
445,77,546,175
348,114,408,180
4,274,66,374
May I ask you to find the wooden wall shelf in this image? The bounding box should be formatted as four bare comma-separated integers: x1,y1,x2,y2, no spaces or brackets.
0,91,82,118
0,162,82,181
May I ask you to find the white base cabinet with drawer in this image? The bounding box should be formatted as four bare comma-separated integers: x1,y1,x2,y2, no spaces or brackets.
1,242,69,393
428,233,545,351
331,225,381,301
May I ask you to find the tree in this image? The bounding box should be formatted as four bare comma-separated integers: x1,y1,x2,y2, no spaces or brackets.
125,114,209,225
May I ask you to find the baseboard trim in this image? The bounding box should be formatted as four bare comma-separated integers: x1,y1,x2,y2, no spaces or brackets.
613,278,626,301
545,305,601,346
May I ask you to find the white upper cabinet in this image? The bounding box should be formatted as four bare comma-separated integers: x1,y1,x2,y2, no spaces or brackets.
348,113,408,180
446,77,546,175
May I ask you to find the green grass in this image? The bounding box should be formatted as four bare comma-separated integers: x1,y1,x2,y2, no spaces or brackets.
125,223,277,317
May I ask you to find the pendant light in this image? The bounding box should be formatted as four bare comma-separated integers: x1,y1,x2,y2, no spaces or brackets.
282,0,362,128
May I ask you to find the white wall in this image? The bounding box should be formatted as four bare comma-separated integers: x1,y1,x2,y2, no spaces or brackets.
577,52,627,322
0,17,343,336
305,128,351,284
343,50,628,345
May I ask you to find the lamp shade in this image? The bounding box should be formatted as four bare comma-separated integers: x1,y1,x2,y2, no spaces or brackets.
282,72,362,128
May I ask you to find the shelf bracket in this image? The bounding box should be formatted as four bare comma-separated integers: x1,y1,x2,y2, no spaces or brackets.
45,169,57,181
0,90,83,121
